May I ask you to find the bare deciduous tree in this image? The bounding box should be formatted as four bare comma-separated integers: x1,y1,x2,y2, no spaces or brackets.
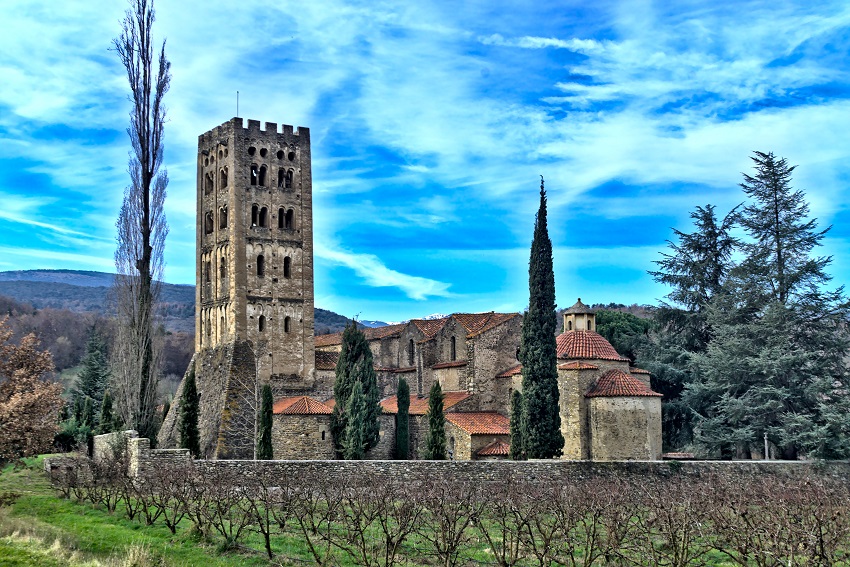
111,0,170,441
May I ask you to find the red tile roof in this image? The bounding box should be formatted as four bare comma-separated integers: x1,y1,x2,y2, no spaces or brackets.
314,323,408,347
446,412,510,435
452,312,520,338
496,363,523,378
410,317,448,338
273,396,334,415
380,390,471,415
630,367,651,375
432,360,467,370
556,331,629,361
585,369,662,398
315,350,339,370
558,361,600,370
477,440,511,456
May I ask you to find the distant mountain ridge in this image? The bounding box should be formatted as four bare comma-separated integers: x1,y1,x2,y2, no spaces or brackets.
0,269,382,334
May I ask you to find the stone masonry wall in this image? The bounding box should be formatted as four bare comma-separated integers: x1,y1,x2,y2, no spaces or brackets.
272,414,334,459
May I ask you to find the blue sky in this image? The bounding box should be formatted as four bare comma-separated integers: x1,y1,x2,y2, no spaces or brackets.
2,0,850,322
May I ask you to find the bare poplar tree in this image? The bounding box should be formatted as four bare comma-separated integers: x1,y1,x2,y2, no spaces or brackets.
111,0,170,441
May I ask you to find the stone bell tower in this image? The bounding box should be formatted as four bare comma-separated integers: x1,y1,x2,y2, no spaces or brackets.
160,117,316,458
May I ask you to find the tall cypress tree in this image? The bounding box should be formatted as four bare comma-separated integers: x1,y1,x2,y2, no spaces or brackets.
509,390,526,460
257,384,274,460
423,381,446,460
331,322,380,457
395,378,410,460
519,177,564,458
342,381,367,460
97,390,115,434
178,365,201,458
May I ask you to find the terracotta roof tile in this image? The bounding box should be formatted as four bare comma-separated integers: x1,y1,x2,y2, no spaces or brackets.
432,360,467,370
273,396,334,415
314,323,408,347
393,366,417,373
585,369,662,398
451,312,520,338
315,350,339,370
630,367,651,375
446,412,510,435
380,390,471,415
558,361,600,370
496,363,523,378
412,318,449,338
315,333,342,347
556,331,629,361
477,440,511,456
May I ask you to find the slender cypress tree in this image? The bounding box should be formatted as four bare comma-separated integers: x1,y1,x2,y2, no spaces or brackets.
257,384,274,460
509,390,526,460
331,321,380,457
81,397,94,429
423,381,446,460
97,390,115,434
178,365,200,458
395,378,410,459
343,381,367,460
519,176,564,458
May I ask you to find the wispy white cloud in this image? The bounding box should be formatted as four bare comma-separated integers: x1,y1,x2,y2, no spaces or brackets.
315,241,452,300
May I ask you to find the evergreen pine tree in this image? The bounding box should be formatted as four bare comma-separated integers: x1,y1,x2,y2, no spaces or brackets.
423,381,446,460
72,330,110,410
395,378,410,460
178,365,201,458
97,390,115,434
518,177,564,459
645,204,739,449
342,381,367,460
257,384,274,460
685,152,850,459
509,390,526,460
331,321,380,457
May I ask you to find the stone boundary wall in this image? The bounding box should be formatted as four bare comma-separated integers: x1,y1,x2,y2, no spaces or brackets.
51,433,850,486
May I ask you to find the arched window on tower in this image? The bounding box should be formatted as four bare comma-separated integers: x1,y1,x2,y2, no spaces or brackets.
283,256,292,278
250,164,258,185
278,207,284,229
259,165,267,186
258,315,266,332
205,172,213,194
450,336,456,361
220,167,228,188
568,320,572,331
257,254,265,277
204,261,211,284
284,316,291,333
259,207,268,228
285,209,294,230
277,168,285,188
219,206,228,229
251,205,259,227
408,339,415,366
219,257,226,279
285,169,293,189
204,212,213,234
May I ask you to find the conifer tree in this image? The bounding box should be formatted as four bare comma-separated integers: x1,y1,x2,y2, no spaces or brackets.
395,378,410,460
178,365,200,458
73,330,110,410
342,381,367,460
423,381,446,460
97,390,115,434
509,390,526,460
519,177,564,458
331,322,380,457
257,384,273,460
81,397,94,429
685,152,850,459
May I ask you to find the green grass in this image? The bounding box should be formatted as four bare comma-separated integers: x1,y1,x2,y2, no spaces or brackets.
0,456,275,567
